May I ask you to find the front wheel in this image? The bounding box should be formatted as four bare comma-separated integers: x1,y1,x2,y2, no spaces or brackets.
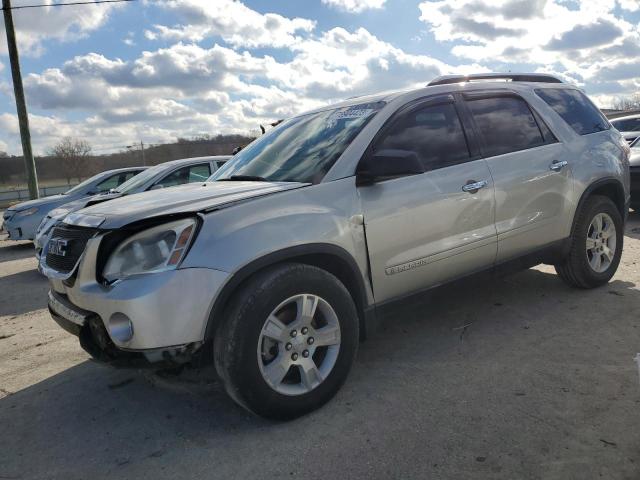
555,195,623,289
214,263,359,419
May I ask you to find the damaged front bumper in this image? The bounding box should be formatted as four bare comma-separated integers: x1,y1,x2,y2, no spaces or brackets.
48,290,204,368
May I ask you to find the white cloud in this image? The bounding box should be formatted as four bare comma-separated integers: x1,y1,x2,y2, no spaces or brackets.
145,0,315,48
0,0,124,56
2,0,639,155
15,15,475,155
418,0,640,93
321,0,386,13
618,0,640,11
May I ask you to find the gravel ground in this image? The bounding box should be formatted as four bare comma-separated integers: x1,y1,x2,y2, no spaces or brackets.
1,213,639,479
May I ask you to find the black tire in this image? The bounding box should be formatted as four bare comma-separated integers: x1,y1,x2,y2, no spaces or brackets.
555,195,623,289
214,263,359,420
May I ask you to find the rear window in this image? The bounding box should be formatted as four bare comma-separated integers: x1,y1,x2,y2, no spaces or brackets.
535,88,610,136
466,96,548,157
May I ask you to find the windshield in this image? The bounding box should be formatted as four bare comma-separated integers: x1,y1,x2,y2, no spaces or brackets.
64,172,106,195
115,164,164,193
209,102,385,184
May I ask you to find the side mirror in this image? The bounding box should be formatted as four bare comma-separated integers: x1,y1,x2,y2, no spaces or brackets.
356,149,424,186
150,184,164,190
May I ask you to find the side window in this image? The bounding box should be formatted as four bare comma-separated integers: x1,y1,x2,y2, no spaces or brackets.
95,173,125,193
155,164,210,188
374,102,470,171
535,88,610,136
188,164,211,182
467,96,547,157
121,171,138,183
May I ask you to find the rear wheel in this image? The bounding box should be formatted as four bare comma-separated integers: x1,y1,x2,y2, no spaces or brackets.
214,263,359,419
555,195,623,288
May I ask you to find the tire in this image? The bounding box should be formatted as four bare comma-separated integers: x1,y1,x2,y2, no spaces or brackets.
555,195,623,289
214,263,359,420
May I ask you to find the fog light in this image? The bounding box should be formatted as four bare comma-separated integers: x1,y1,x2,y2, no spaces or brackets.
108,313,134,342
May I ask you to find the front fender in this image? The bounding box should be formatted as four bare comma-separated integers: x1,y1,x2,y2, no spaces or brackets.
179,177,375,341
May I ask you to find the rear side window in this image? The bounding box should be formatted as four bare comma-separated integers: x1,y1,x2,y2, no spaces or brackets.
375,102,470,171
188,164,211,182
535,88,610,136
466,96,548,157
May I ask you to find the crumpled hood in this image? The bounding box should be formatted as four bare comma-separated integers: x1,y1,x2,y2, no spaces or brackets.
48,192,121,220
65,181,307,229
8,194,68,212
59,192,123,213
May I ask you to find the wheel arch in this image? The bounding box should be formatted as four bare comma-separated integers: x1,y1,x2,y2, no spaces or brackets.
571,178,626,239
203,243,375,344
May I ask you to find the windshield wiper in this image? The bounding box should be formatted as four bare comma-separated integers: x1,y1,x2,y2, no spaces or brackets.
217,175,268,182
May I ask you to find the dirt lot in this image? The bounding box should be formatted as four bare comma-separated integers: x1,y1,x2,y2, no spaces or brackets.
1,214,640,480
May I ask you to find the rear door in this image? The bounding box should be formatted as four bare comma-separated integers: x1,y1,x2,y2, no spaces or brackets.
463,92,572,262
358,96,497,303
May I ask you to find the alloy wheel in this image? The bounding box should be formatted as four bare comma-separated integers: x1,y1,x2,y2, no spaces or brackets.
257,294,341,396
585,212,617,273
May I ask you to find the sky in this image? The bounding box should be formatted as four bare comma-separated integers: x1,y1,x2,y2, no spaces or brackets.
0,0,639,156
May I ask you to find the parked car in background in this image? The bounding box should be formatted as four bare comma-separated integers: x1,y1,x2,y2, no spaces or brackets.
34,156,230,259
630,136,640,210
41,73,629,419
611,113,640,144
1,167,146,242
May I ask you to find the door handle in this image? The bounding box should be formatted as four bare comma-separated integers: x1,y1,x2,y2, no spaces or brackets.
462,180,488,194
549,160,568,171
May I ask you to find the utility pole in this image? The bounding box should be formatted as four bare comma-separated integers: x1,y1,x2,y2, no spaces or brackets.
140,140,145,166
2,0,39,198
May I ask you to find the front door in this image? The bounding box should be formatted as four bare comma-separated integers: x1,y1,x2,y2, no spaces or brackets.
358,97,497,303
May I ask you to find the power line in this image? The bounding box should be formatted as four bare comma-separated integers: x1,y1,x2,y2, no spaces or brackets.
1,0,135,10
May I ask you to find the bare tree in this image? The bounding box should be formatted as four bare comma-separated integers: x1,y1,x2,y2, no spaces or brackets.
612,93,640,111
48,137,92,183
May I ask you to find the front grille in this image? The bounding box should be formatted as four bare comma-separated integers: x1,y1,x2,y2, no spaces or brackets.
45,225,98,274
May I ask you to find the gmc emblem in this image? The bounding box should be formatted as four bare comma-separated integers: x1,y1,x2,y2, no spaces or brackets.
48,238,69,257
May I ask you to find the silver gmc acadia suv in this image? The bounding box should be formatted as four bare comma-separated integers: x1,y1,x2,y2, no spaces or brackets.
42,73,631,419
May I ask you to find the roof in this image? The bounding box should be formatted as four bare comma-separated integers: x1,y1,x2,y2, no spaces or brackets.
156,155,232,167
609,111,640,122
100,166,147,175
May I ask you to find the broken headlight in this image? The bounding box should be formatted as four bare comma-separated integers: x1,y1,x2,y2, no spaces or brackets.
102,218,197,282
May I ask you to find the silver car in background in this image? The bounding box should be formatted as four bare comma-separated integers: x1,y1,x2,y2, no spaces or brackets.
1,167,145,242
41,73,630,419
611,113,640,145
630,137,640,209
35,156,230,258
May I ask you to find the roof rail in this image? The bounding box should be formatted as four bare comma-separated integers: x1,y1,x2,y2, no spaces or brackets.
428,73,564,87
